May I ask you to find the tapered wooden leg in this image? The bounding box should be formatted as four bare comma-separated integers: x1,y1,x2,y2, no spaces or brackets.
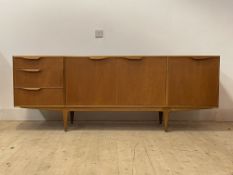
63,110,69,132
70,111,74,124
163,110,170,132
159,111,163,124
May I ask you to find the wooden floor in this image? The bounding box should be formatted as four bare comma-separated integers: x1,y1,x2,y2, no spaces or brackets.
0,121,233,175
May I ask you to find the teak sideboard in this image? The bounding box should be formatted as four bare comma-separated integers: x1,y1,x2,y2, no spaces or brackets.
13,56,220,131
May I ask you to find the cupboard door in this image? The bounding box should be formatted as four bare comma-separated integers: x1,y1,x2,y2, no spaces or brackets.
168,56,220,107
65,57,117,105
117,56,167,105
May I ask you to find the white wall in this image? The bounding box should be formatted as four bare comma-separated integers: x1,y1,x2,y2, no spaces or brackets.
1,0,233,121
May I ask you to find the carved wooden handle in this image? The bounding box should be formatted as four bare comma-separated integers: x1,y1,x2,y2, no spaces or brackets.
123,56,143,60
191,56,212,60
18,69,41,72
20,57,41,60
89,56,143,60
21,88,41,91
89,56,109,60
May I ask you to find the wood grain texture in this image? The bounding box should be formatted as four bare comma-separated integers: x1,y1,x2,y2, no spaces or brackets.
117,56,167,105
163,110,170,132
167,56,220,107
12,55,220,131
0,121,232,175
65,57,117,105
63,110,68,131
14,88,64,106
13,57,63,88
65,56,167,106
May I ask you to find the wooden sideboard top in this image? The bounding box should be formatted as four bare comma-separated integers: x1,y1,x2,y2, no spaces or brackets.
13,55,220,58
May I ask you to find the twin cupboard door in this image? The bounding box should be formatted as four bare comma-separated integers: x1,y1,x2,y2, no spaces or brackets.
65,57,167,106
167,56,220,107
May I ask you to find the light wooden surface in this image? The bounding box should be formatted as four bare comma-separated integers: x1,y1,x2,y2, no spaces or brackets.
66,56,167,105
65,57,117,105
168,56,219,107
13,57,64,88
14,88,64,106
13,55,220,107
0,121,232,175
117,56,167,105
13,56,64,106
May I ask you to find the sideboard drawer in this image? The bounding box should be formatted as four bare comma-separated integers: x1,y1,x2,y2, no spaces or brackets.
13,56,63,68
13,56,63,87
14,88,64,106
14,68,63,87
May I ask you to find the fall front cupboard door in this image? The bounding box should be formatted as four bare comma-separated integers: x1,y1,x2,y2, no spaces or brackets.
65,57,117,105
167,56,220,107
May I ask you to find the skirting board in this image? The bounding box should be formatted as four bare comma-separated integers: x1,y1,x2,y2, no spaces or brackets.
0,108,232,121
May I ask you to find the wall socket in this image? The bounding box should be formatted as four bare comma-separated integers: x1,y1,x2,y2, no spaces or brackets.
95,29,104,38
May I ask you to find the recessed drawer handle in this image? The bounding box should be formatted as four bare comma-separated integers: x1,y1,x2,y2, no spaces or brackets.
123,56,143,60
18,69,41,72
191,56,212,60
21,88,41,91
89,56,109,60
20,57,41,60
89,56,143,60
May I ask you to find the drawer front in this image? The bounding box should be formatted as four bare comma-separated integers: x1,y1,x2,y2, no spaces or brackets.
13,56,63,87
117,56,167,105
65,57,117,105
167,56,220,107
14,88,64,106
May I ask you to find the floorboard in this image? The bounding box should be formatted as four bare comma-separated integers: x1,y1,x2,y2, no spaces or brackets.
0,121,233,175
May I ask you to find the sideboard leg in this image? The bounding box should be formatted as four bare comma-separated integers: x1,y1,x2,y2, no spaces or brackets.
159,111,163,124
63,110,69,132
70,111,74,124
163,110,170,132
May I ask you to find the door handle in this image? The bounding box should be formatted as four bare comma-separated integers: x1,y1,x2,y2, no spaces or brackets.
190,56,212,60
21,88,41,91
122,56,143,60
89,56,144,60
18,69,41,72
20,57,41,60
89,56,109,60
